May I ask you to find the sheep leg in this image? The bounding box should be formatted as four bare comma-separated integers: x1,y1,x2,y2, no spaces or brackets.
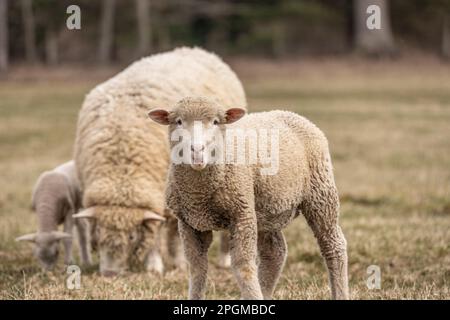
302,186,349,300
63,216,74,265
75,219,93,266
218,231,231,268
178,219,212,300
89,219,98,252
229,213,263,300
257,230,287,299
166,215,186,270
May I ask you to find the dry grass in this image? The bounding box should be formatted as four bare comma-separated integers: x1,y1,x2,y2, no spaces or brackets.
0,57,449,299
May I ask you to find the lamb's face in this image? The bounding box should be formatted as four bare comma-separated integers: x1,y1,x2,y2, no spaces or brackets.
73,206,165,277
148,97,246,171
16,231,72,271
174,113,222,171
34,236,60,270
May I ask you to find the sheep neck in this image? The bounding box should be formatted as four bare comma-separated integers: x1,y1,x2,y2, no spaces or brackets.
34,198,66,232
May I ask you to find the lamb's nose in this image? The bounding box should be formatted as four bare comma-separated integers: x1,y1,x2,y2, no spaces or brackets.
191,144,205,152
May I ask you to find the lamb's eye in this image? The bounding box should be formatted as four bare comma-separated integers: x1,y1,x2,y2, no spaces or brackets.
176,119,183,126
213,119,219,125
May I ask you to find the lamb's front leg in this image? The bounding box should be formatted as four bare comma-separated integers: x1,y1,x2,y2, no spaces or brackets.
178,219,212,300
63,216,74,265
230,211,263,300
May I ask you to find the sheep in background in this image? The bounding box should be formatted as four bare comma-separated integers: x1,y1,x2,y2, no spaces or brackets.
73,47,246,276
148,97,349,300
16,161,92,270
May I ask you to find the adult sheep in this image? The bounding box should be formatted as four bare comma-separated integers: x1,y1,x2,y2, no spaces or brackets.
74,47,246,276
148,97,349,300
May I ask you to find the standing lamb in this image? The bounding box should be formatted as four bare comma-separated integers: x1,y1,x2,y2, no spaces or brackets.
16,161,92,270
148,97,349,300
73,47,246,276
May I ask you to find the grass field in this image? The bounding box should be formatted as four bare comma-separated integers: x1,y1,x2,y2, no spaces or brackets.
0,57,449,299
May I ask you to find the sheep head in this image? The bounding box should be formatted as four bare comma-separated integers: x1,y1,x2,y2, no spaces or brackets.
16,231,72,270
148,96,246,171
73,205,165,277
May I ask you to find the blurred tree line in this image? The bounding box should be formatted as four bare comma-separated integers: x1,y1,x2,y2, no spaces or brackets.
0,0,450,72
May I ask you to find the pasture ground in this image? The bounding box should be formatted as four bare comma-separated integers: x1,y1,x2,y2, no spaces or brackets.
0,56,449,299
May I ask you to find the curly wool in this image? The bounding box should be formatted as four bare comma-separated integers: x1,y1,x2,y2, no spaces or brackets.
90,206,149,230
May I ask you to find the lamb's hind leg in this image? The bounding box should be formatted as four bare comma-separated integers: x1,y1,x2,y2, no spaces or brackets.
302,186,349,300
257,230,287,299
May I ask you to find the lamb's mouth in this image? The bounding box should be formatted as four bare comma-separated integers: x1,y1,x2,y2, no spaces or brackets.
191,153,207,170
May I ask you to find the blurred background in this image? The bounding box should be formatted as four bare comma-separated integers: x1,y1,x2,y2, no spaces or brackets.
0,0,449,299
0,0,450,69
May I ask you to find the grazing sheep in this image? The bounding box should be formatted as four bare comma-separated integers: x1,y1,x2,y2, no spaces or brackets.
73,47,246,276
148,97,349,300
16,161,92,270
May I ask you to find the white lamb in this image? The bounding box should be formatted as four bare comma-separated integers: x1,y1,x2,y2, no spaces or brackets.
16,161,92,270
149,97,349,300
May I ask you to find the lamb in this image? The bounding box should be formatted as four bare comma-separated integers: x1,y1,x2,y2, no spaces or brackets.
148,97,349,300
16,161,92,270
73,47,246,276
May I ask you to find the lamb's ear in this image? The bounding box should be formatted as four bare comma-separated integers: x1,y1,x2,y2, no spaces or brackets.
148,109,170,125
143,211,166,222
16,233,37,243
49,231,72,241
225,108,246,124
73,208,96,220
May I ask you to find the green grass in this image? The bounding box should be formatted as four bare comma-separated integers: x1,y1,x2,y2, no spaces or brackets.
0,59,449,299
